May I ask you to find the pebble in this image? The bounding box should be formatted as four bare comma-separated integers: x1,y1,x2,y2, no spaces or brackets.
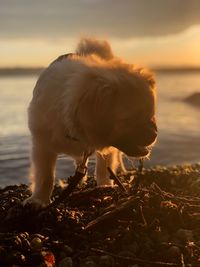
21,238,31,251
42,250,56,267
174,229,194,243
30,237,43,251
81,257,98,267
165,246,182,262
32,233,45,240
60,245,73,257
99,255,115,267
58,257,73,267
10,251,26,265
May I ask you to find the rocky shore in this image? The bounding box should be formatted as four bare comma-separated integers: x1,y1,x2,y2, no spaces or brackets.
185,92,200,108
0,164,200,267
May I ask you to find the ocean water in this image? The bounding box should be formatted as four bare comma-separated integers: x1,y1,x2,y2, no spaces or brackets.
0,72,200,186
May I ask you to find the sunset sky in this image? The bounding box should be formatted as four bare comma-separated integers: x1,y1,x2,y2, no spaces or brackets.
1,0,200,68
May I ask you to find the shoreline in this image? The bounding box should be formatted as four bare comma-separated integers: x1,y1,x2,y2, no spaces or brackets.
0,163,200,266
1,66,200,77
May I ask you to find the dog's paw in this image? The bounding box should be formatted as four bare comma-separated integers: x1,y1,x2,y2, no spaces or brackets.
23,196,51,209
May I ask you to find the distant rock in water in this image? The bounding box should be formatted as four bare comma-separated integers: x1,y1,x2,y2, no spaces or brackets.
185,92,200,107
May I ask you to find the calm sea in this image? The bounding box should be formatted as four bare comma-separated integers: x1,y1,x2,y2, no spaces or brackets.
0,71,200,186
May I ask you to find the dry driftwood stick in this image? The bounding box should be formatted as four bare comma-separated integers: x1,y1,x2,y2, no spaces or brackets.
91,248,182,266
85,196,139,230
107,167,127,192
180,254,185,267
151,182,174,198
70,186,116,199
175,196,200,204
138,158,144,173
131,159,144,191
151,184,200,209
139,204,147,227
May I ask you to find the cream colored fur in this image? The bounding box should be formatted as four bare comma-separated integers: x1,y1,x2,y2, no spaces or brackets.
25,38,157,207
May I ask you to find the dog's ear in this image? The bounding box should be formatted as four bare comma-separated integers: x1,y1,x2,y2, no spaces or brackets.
75,74,117,145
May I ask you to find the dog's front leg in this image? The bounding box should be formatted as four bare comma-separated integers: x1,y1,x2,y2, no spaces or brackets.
95,151,117,186
24,142,57,208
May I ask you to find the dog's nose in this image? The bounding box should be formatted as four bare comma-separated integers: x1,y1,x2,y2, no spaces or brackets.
139,130,157,147
136,117,157,147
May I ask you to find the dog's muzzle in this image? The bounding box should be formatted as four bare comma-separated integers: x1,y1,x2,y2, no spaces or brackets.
112,118,157,157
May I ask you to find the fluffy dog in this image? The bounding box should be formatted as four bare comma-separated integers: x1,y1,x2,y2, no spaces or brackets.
25,38,157,207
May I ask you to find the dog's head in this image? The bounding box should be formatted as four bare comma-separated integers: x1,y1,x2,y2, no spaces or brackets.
74,59,157,157
110,68,157,157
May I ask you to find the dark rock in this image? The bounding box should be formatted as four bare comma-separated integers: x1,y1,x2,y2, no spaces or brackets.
99,255,115,267
185,92,200,107
58,256,73,267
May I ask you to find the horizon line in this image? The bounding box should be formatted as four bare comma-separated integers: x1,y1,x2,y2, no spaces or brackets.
0,65,200,76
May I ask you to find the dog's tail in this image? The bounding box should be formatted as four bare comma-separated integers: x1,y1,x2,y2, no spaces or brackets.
76,37,114,60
